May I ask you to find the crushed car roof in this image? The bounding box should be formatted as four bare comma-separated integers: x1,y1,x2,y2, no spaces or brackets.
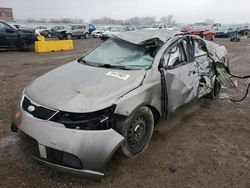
115,29,178,45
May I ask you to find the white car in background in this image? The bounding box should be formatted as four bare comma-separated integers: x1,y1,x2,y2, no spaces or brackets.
34,26,48,36
91,26,111,38
100,26,136,40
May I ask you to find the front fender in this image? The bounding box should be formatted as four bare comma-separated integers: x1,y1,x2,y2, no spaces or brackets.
114,80,162,117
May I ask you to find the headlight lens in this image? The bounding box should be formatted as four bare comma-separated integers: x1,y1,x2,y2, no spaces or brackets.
50,105,116,130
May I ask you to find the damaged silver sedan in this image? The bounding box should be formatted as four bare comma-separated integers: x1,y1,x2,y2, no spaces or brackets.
11,30,233,179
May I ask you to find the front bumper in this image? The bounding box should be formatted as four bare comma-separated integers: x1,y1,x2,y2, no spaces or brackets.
13,107,124,179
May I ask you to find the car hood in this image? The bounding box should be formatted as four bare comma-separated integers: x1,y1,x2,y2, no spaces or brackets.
25,61,146,113
18,28,35,33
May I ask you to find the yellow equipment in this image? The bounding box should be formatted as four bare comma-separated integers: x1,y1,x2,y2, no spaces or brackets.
35,36,73,53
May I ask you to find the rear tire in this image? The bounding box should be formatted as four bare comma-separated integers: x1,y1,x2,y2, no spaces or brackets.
116,106,154,157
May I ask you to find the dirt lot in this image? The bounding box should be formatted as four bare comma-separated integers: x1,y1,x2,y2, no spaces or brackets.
0,38,250,188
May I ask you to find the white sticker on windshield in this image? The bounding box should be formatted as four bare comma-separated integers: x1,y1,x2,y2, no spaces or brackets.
106,71,130,80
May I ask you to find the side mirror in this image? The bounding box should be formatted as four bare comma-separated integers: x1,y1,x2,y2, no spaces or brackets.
5,28,15,33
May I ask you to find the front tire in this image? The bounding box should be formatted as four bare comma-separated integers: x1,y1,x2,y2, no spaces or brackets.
66,33,72,40
84,33,90,39
116,106,154,157
19,40,27,50
58,34,64,40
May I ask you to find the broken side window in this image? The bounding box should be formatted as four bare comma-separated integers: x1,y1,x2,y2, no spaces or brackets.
195,40,207,57
163,42,187,68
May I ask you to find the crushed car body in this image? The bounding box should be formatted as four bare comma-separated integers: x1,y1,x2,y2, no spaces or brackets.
12,29,235,179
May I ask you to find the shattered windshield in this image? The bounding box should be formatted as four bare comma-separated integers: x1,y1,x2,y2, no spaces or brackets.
81,38,154,70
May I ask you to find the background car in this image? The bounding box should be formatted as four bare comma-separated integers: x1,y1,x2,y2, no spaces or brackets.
0,20,37,50
100,26,136,40
143,23,167,30
87,24,96,33
40,25,66,38
34,25,47,35
229,25,250,36
57,24,90,39
181,24,215,40
91,26,106,38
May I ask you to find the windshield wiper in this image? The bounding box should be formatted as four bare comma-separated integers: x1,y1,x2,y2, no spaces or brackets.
78,58,88,64
78,60,137,70
95,64,132,70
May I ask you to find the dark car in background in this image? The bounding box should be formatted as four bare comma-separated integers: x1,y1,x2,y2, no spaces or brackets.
214,25,230,38
40,25,66,38
0,20,37,50
57,24,90,40
214,24,249,38
230,25,250,36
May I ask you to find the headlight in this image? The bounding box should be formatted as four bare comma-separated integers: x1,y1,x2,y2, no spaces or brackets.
50,105,116,130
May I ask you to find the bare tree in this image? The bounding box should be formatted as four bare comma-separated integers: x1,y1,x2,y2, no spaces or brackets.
204,19,214,26
160,15,176,26
141,16,156,25
124,17,140,25
90,16,123,25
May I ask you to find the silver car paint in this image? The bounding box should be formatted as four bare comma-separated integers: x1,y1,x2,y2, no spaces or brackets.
165,62,200,111
25,61,147,113
15,30,234,178
15,106,124,177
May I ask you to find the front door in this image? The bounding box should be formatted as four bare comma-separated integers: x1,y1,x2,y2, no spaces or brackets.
0,22,18,48
162,37,199,112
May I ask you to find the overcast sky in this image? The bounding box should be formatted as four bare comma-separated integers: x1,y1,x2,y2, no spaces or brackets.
1,0,249,23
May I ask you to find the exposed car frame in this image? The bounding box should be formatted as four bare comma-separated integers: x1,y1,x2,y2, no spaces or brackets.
12,30,234,180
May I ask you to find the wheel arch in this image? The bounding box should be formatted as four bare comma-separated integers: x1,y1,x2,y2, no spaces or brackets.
145,105,161,124
113,83,162,119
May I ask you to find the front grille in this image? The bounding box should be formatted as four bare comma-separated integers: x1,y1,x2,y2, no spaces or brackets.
22,96,57,120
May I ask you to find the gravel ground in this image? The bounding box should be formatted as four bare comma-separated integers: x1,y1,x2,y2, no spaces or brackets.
0,38,250,188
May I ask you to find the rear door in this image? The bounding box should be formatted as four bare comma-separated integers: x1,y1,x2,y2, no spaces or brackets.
162,37,199,112
78,25,86,36
71,25,79,36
